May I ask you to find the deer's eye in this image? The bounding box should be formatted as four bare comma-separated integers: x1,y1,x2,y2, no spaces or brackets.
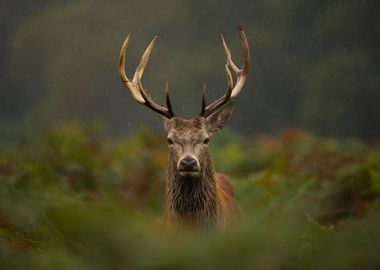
203,138,210,145
167,138,174,145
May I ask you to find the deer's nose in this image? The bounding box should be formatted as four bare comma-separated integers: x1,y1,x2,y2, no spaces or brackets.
179,156,198,171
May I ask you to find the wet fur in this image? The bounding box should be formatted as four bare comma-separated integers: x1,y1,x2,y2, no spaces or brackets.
163,116,241,230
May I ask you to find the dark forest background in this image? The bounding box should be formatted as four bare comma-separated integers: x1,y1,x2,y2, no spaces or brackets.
1,2,380,269
1,0,379,142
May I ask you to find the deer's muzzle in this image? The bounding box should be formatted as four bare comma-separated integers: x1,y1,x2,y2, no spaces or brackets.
178,155,199,172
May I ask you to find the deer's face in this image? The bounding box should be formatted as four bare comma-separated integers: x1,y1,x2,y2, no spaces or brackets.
161,102,235,177
163,117,209,176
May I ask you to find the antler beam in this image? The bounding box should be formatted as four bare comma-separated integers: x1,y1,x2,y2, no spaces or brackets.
200,24,250,118
118,33,175,118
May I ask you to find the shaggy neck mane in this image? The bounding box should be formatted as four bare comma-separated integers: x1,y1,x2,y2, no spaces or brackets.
166,153,217,229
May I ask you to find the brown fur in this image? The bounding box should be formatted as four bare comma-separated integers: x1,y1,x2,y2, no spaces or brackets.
163,114,241,230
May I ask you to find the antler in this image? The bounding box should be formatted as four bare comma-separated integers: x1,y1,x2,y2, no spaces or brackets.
118,33,175,118
200,24,250,118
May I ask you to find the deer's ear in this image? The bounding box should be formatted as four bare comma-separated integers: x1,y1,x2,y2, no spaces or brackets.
206,100,235,135
159,115,170,132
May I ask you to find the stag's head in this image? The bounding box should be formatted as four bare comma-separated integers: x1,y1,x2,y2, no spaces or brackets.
118,25,250,177
161,107,234,177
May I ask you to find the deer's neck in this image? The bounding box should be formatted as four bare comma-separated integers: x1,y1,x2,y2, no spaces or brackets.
166,153,217,229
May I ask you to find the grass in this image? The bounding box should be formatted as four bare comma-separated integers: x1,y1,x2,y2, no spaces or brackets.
0,123,379,269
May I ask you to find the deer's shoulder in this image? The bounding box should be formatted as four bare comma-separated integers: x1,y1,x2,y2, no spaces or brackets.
215,172,234,198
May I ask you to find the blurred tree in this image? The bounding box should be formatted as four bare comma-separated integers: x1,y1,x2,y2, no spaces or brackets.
1,0,379,141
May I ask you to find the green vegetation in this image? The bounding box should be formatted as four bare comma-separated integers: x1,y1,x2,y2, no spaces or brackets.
1,123,379,269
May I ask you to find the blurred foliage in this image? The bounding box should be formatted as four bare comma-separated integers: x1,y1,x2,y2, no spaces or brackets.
0,0,379,141
0,123,379,269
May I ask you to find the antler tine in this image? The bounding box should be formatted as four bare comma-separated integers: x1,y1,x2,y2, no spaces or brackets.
221,33,240,74
132,36,157,84
201,24,250,118
230,24,250,98
118,33,145,104
118,34,175,118
225,63,233,92
165,81,175,117
200,84,207,116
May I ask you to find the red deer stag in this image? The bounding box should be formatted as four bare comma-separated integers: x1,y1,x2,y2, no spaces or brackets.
118,25,250,230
